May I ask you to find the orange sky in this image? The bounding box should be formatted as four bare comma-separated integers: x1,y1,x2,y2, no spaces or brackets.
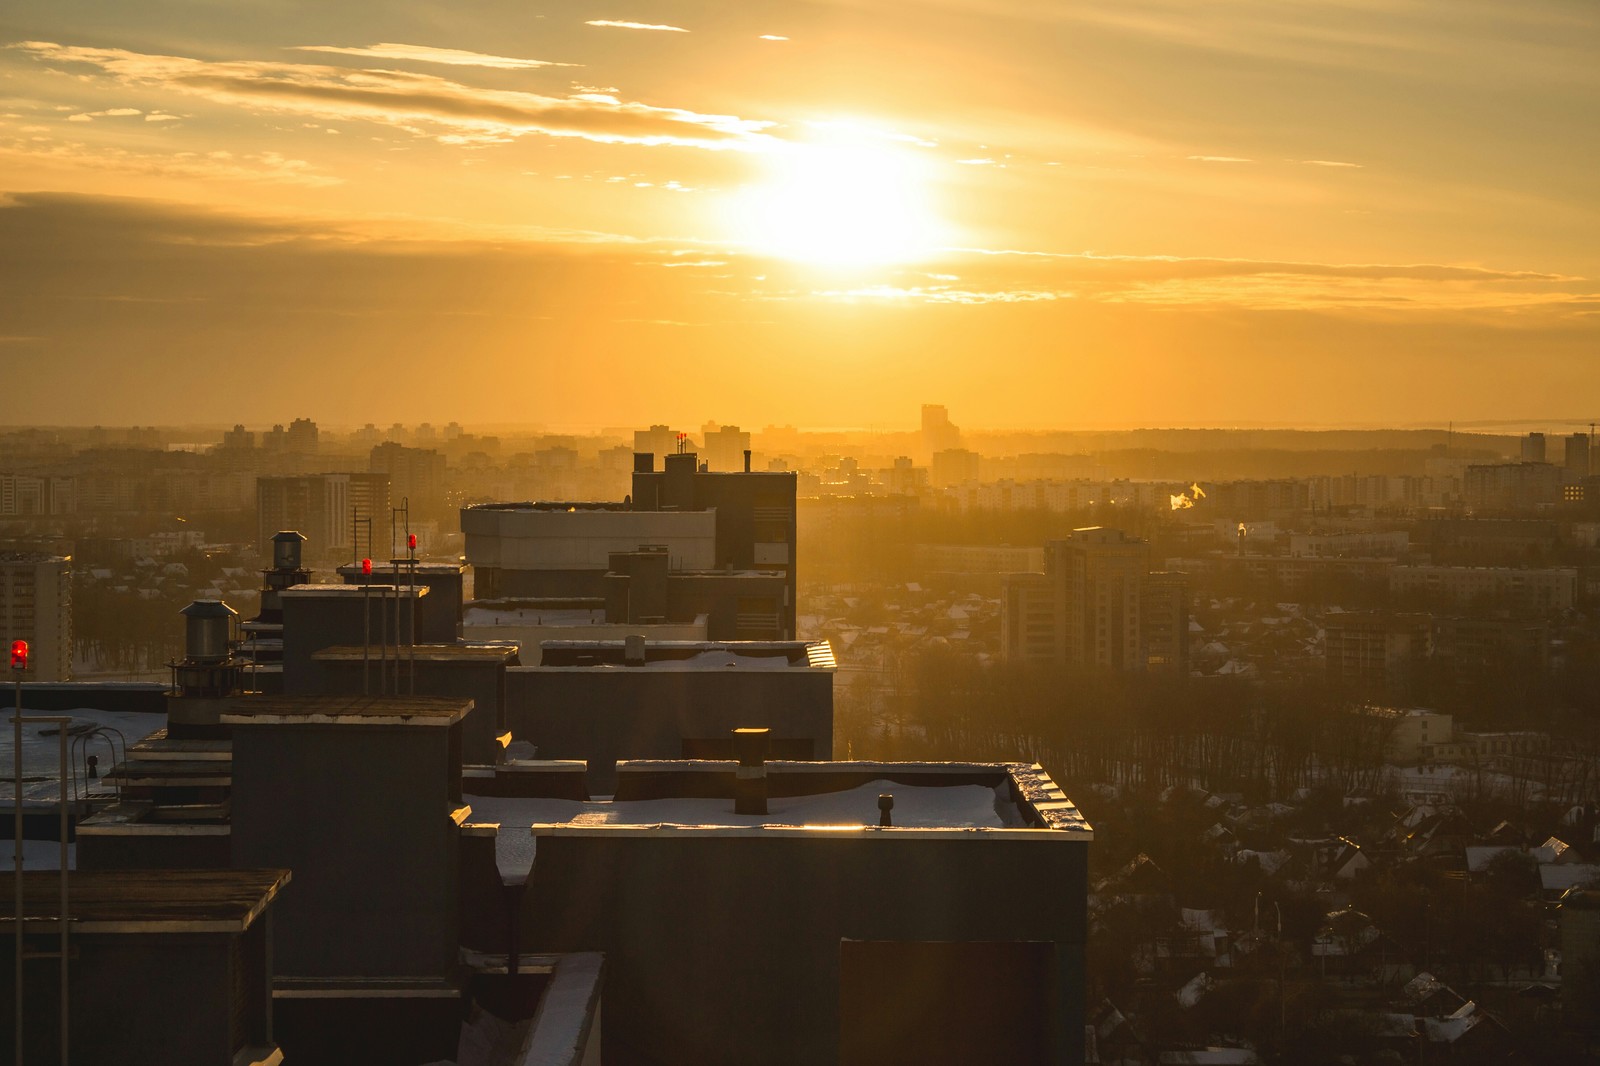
2,2,1597,429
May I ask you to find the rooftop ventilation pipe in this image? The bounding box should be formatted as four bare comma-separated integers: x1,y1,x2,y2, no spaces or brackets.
878,793,895,827
733,727,768,815
743,449,752,473
272,529,306,571
624,634,647,666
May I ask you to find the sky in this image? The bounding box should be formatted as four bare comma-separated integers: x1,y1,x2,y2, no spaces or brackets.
1,0,1597,430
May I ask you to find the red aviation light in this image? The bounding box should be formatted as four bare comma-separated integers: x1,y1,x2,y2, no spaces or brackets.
361,558,372,575
10,639,27,670
407,534,417,551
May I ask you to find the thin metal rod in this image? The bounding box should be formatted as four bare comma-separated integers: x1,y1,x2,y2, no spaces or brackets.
58,724,69,1066
13,674,22,1066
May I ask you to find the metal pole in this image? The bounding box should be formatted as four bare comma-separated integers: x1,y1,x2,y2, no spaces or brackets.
13,672,22,1066
57,724,68,1066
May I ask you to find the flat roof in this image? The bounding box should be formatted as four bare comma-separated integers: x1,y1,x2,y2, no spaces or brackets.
335,562,463,574
0,869,289,934
221,695,472,727
536,640,834,670
313,644,519,664
461,762,1088,880
1,706,164,806
280,583,427,598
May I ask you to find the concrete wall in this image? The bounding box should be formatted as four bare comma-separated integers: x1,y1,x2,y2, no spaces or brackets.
312,656,508,764
230,724,460,980
517,834,1087,1066
338,564,464,642
505,667,833,793
0,930,258,1066
280,587,422,693
462,508,716,572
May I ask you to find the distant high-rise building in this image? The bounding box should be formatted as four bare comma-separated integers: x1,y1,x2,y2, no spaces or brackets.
931,448,981,488
0,551,71,681
286,417,318,454
701,423,752,471
1463,462,1562,511
921,404,961,455
262,424,287,452
257,473,390,559
369,442,448,522
1564,432,1590,482
1000,528,1183,672
221,424,255,450
634,424,692,458
1521,432,1546,462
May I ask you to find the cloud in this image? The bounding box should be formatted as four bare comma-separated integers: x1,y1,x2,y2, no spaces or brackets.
66,107,143,121
585,20,688,32
11,41,770,150
758,35,789,41
0,138,340,186
1300,159,1362,168
295,43,576,70
1187,155,1253,163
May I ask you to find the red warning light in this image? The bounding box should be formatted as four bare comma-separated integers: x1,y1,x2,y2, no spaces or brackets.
10,639,27,670
361,558,372,575
407,534,417,551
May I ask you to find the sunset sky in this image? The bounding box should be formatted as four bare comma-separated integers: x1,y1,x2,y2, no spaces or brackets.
2,1,1597,430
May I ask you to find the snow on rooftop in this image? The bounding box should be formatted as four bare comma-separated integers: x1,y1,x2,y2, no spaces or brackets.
465,781,1026,881
0,706,164,805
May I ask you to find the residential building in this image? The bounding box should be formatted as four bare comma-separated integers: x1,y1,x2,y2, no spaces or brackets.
0,551,71,681
1463,462,1562,511
256,472,391,560
1323,612,1431,694
1000,528,1183,671
1389,564,1575,612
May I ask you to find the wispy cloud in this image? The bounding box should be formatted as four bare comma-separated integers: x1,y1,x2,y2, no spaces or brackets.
1187,155,1253,163
758,35,789,42
0,138,339,186
67,107,142,121
12,42,770,150
1299,158,1362,168
585,20,689,33
295,43,577,70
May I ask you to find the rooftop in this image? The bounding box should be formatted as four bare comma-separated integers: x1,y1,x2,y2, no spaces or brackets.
280,583,428,598
463,760,1087,880
536,640,835,670
0,869,289,933
313,644,520,664
221,694,473,727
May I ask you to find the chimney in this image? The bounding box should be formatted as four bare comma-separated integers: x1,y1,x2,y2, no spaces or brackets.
624,633,646,666
272,529,307,571
743,449,752,473
733,727,768,815
878,793,895,827
181,599,237,666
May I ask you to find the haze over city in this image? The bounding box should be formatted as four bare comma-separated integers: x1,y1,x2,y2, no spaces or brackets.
7,4,1600,1066
3,1,1599,428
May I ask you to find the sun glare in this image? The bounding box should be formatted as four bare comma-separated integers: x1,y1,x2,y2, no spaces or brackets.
731,124,944,268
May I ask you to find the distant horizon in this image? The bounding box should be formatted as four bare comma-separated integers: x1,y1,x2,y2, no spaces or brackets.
9,418,1593,440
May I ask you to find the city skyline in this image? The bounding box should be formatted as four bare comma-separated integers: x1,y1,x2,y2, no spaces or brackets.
2,2,1597,428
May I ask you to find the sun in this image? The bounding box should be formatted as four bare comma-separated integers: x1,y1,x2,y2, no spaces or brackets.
730,123,945,268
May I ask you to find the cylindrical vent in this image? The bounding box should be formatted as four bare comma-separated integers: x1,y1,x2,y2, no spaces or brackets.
878,793,895,827
272,529,307,570
743,449,752,473
180,599,237,664
733,727,769,816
